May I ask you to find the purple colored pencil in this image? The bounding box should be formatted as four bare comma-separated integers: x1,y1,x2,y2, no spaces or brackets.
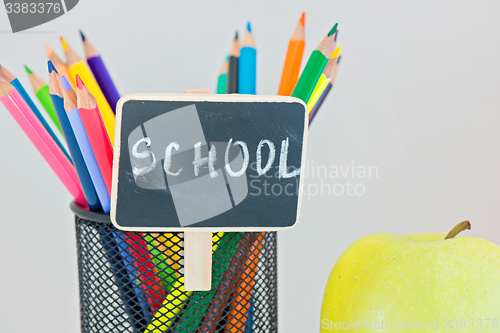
309,82,332,125
81,31,121,113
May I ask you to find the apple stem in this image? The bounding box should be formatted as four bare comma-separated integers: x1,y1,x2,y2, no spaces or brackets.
444,221,471,239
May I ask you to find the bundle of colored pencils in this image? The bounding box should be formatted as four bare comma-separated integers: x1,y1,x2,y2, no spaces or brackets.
0,12,342,333
217,14,342,125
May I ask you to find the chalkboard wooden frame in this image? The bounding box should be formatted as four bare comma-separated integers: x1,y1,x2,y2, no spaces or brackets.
111,93,308,232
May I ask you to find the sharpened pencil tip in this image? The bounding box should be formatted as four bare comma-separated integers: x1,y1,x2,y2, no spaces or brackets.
60,37,68,51
337,55,342,64
328,23,338,37
47,61,58,74
24,65,32,75
334,29,339,41
234,31,239,40
44,42,53,55
79,30,86,41
75,74,84,89
300,12,305,26
247,21,252,32
331,46,342,59
61,76,71,91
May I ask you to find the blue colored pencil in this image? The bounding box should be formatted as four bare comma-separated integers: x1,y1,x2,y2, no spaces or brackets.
60,76,110,213
116,232,153,322
100,230,150,332
48,61,101,211
50,61,148,330
238,22,257,94
0,64,72,163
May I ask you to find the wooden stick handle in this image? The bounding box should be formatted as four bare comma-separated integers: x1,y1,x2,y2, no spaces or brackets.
182,88,213,291
184,231,213,291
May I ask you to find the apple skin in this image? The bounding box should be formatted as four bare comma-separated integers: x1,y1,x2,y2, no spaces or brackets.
320,233,500,332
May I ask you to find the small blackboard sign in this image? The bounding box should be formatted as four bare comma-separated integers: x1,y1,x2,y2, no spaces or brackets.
111,93,308,231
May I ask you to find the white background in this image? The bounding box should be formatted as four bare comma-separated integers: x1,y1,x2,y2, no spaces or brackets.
0,0,500,332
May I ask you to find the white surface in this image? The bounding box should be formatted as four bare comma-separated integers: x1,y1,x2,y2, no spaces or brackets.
0,0,499,332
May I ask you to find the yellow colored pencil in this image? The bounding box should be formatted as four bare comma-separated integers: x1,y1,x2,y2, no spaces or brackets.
61,37,116,146
145,232,224,332
307,46,342,112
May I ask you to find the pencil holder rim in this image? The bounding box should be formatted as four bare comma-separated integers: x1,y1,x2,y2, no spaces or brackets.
70,200,111,224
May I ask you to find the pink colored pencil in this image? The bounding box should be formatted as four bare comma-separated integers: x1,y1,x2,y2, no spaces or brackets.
0,77,87,208
76,75,113,195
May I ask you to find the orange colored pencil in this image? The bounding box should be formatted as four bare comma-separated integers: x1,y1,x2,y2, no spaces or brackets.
224,233,264,332
277,12,306,96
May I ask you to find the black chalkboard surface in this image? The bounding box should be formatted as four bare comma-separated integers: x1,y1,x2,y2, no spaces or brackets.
111,93,308,231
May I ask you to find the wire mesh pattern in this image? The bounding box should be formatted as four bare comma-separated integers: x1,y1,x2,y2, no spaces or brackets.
75,215,278,333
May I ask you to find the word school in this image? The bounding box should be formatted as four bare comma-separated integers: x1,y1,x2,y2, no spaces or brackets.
131,136,301,180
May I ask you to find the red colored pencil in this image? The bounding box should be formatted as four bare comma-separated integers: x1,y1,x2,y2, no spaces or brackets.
123,233,166,310
76,75,113,195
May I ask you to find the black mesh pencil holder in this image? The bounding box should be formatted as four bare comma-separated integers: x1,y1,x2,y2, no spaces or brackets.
71,202,278,333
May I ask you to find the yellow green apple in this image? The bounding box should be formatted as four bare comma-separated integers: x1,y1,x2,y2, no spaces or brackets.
321,222,500,332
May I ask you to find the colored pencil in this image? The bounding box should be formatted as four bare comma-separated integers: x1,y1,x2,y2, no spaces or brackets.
124,233,168,313
80,31,121,113
0,77,87,208
309,55,341,125
0,64,72,163
291,23,338,104
44,42,75,89
199,233,256,333
25,65,62,134
244,295,254,333
48,62,101,211
51,69,150,329
61,37,116,146
145,232,225,332
116,232,154,322
217,55,229,94
309,83,331,125
99,230,150,332
224,236,264,333
227,32,239,94
277,12,306,96
173,233,243,333
76,75,113,196
144,234,176,291
238,22,257,95
151,233,181,272
61,75,111,213
306,46,341,112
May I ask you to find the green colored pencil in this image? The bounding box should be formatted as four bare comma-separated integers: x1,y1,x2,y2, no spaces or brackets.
174,232,244,332
144,232,227,332
25,65,62,134
144,234,176,291
291,23,338,104
217,55,229,94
